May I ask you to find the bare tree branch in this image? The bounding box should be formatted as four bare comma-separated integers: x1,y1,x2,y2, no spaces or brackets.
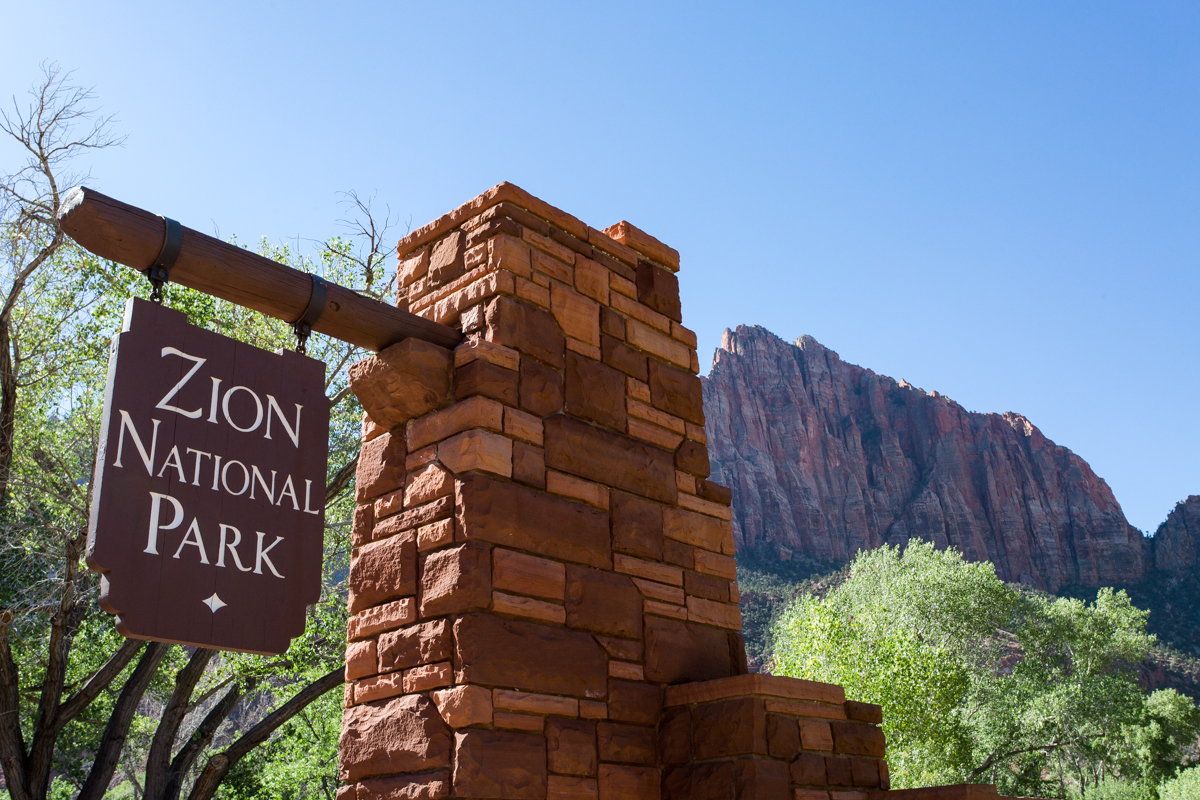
143,648,216,800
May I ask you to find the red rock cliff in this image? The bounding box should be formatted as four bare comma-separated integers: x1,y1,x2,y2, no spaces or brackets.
703,325,1148,592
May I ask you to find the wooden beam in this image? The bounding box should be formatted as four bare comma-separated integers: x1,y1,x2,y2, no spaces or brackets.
57,186,463,353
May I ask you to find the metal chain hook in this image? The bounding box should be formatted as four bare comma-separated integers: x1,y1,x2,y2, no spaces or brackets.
147,216,182,304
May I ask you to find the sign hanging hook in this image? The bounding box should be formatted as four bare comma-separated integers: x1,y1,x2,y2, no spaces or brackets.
145,216,182,304
292,274,328,355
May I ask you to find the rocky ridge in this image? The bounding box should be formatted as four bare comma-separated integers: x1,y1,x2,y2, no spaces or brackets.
703,325,1150,593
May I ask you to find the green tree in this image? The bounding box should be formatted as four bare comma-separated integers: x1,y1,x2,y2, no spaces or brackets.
771,541,1198,798
0,64,397,800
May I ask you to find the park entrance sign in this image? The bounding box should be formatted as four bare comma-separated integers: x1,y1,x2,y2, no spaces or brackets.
87,298,330,655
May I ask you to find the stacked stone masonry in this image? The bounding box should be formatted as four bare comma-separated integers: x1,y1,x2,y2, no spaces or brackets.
339,183,1026,800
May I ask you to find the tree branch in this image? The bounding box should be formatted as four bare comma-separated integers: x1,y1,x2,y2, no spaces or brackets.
54,638,142,730
326,453,358,505
0,610,31,800
144,648,215,800
77,641,167,800
162,679,244,800
186,667,344,800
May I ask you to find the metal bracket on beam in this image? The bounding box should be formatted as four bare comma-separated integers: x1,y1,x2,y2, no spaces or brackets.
146,216,182,303
292,274,328,355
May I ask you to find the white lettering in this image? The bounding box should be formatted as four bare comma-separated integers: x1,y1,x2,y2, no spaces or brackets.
114,411,160,475
254,531,285,578
172,517,210,564
303,479,322,515
222,386,263,433
156,445,186,482
156,347,207,418
207,377,222,423
221,460,250,496
250,466,276,503
217,524,252,571
264,395,302,447
211,455,222,491
276,475,299,510
186,448,211,486
145,492,184,555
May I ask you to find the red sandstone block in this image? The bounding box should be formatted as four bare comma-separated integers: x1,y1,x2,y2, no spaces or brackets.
339,694,451,781
686,569,732,602
600,307,625,340
494,711,545,732
601,335,648,382
404,463,453,508
419,541,491,618
675,439,711,478
455,358,519,406
544,415,676,505
575,256,610,305
565,351,626,431
361,412,383,443
377,619,452,672
690,697,768,760
505,406,544,445
355,431,406,503
606,679,661,726
626,319,690,370
549,775,598,800
850,758,880,788
456,473,611,569
636,261,682,322
694,550,737,580
348,598,415,640
353,672,405,704
552,282,600,347
664,507,730,553
686,596,743,630
453,729,547,799
348,339,453,432
398,245,430,288
608,662,643,681
548,717,599,776
417,518,455,552
428,230,465,287
404,661,452,693
512,441,547,489
612,491,664,561
597,637,643,661
354,771,450,800
794,792,831,800
598,722,655,766
493,591,567,624
790,753,827,786
878,761,890,791
825,757,854,786
487,233,533,279
598,764,660,800
494,688,580,717
519,357,564,417
352,503,374,548
407,394,504,451
454,612,607,698
565,565,642,639
844,701,884,725
431,684,492,729
767,713,801,760
485,295,565,369
603,221,680,271
662,762,732,800
644,616,734,685
648,358,704,425
547,470,610,510
580,700,607,720
372,496,453,539
659,707,691,766
800,720,834,751
663,538,694,570
831,722,886,758
345,639,378,681
437,429,513,478
494,548,566,600
734,758,789,800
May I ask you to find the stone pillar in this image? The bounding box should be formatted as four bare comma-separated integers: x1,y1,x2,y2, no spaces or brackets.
338,183,892,800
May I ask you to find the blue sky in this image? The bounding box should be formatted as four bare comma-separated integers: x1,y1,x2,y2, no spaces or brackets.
4,2,1198,533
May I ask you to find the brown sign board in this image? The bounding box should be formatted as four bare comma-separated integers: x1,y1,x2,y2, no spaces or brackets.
87,298,330,655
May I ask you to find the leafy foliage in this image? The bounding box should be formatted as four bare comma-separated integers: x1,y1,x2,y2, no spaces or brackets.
770,541,1200,798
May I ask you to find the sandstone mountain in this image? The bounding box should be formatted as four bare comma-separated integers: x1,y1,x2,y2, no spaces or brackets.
703,325,1149,593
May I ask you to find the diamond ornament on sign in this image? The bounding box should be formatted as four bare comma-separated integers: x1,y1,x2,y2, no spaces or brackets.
202,593,227,613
